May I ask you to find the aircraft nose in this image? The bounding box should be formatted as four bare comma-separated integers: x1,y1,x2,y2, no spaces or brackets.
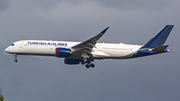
5,47,10,52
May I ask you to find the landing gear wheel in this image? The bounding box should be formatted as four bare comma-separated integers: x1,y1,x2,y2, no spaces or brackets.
14,59,18,62
81,61,85,65
85,64,90,68
85,63,95,68
14,54,18,62
90,64,95,68
83,59,95,68
85,60,91,64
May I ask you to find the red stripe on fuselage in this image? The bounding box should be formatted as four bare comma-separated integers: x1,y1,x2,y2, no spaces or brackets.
64,58,67,64
55,48,57,56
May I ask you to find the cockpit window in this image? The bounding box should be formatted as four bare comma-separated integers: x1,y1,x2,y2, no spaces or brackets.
11,44,14,46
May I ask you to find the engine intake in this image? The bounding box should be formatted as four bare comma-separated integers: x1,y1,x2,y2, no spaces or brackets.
55,47,73,57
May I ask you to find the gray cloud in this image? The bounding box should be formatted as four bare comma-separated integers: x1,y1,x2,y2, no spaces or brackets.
93,0,169,11
0,87,1,95
0,0,10,11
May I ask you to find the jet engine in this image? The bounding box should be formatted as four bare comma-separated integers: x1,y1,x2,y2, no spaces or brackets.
64,58,81,65
55,47,73,57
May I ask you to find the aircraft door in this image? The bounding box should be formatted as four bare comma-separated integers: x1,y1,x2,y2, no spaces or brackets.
19,42,24,48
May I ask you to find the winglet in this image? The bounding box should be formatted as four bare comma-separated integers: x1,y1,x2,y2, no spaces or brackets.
101,27,109,34
72,27,109,50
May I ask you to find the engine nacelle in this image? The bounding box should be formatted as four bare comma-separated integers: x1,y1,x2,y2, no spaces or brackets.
55,47,72,57
64,58,81,65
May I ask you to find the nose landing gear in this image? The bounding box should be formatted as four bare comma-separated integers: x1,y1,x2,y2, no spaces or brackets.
14,54,18,62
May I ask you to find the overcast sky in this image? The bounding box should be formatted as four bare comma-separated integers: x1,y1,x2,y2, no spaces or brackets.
0,0,180,101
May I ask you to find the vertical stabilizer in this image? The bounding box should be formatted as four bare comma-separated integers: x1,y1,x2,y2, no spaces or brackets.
141,25,174,49
133,25,174,58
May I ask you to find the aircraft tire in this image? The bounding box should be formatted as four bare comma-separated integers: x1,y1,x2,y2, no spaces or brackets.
90,64,95,68
81,61,85,65
85,64,90,68
14,59,18,62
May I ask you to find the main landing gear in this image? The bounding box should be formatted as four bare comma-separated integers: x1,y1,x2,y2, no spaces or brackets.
14,54,18,62
81,60,95,68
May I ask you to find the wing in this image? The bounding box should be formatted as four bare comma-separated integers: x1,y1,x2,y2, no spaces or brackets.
71,27,109,59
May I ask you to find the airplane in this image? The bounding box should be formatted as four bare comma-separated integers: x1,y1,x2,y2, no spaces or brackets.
5,25,174,68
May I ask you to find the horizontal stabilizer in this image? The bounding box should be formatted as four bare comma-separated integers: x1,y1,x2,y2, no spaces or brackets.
141,25,174,49
152,45,169,52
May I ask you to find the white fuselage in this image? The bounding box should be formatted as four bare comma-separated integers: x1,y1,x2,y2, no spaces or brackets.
5,40,142,59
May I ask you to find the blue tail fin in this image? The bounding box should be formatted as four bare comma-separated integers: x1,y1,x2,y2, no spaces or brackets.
141,25,174,49
132,25,174,58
